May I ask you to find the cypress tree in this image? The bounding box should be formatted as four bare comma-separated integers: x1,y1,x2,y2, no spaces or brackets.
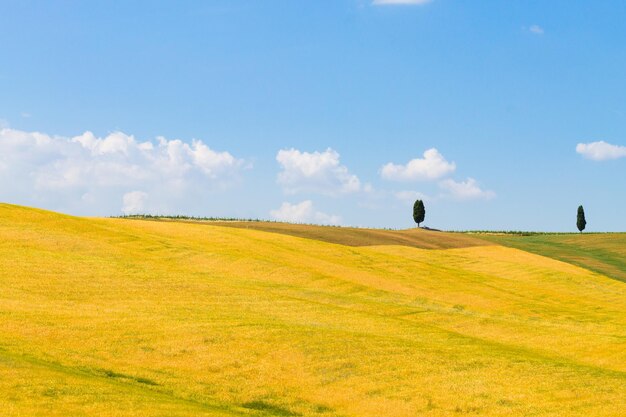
577,205,586,233
413,199,425,228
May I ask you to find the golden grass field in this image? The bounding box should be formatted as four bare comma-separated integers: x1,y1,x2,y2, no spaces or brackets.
478,233,626,283
1,203,624,416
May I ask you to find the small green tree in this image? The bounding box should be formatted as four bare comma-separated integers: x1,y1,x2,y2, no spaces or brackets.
413,199,425,228
577,205,586,233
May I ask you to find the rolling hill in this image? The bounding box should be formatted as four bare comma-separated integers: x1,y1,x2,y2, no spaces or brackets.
0,204,624,416
478,233,626,283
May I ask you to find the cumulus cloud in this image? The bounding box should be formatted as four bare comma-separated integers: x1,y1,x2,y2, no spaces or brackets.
394,190,429,204
576,141,626,161
529,25,544,35
0,128,245,215
276,148,361,195
270,200,341,225
381,148,456,181
122,191,148,215
373,0,432,5
439,178,495,200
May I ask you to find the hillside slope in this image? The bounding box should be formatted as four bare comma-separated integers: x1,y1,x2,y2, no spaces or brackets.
211,222,626,283
207,221,488,249
0,204,624,417
479,233,626,283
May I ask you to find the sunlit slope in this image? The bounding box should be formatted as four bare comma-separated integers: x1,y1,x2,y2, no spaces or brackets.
220,221,626,283
207,220,487,249
479,233,626,282
1,204,624,417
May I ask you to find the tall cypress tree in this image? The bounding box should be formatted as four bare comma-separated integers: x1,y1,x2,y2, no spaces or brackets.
413,199,425,228
577,205,586,233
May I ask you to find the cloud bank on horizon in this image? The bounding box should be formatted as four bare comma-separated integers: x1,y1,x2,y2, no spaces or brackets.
0,127,245,216
270,200,341,225
1,126,498,224
3,126,622,227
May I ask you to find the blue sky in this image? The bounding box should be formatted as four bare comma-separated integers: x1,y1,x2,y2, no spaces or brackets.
1,0,625,231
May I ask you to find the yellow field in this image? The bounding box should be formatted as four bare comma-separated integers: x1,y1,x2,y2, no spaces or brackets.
1,204,624,416
208,220,488,249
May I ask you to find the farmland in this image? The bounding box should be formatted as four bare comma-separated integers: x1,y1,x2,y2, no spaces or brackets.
478,232,626,283
0,204,624,416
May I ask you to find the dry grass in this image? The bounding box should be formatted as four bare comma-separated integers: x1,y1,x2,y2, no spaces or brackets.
480,233,626,282
203,221,488,249
1,203,624,416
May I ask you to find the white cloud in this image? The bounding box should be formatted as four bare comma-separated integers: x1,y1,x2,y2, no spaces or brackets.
0,128,245,215
122,191,148,215
394,190,429,204
276,148,361,195
72,131,135,156
529,25,544,35
576,141,626,161
439,178,495,200
381,148,456,181
373,0,432,5
270,200,341,225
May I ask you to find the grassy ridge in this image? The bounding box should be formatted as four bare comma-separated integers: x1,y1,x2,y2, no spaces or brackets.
1,204,625,416
478,233,626,283
205,221,489,249
209,221,626,282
